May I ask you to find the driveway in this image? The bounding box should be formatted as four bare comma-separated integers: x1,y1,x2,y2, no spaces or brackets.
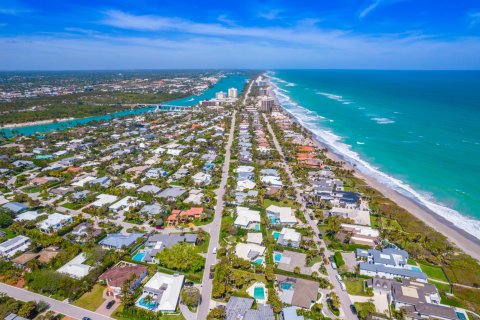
95,289,120,317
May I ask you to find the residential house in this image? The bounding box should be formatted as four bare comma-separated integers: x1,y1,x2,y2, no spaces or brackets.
99,261,148,297
225,297,274,320
235,242,266,263
145,168,168,179
2,202,29,214
276,275,320,309
157,186,186,201
266,205,297,225
0,235,31,258
14,210,44,222
137,185,161,194
38,213,73,234
276,228,302,248
109,196,145,212
140,204,163,216
142,233,197,263
57,253,91,279
234,207,261,230
192,172,212,185
100,233,145,250
184,189,204,205
340,223,379,247
88,176,111,188
136,272,184,313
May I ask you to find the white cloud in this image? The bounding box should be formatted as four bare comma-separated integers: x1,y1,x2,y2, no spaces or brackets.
469,11,480,27
359,0,382,18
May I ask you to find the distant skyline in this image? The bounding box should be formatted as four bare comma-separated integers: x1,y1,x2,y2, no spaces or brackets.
1,0,480,70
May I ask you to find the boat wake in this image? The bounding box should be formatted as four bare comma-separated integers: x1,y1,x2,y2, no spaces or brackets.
267,73,480,240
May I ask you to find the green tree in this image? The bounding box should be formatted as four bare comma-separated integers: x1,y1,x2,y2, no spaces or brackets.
0,212,13,228
181,287,201,308
17,301,36,318
207,306,225,320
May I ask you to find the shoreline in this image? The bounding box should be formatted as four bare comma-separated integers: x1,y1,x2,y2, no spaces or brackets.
0,118,76,129
267,78,480,261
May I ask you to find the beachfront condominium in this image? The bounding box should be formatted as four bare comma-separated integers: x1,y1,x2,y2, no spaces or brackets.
228,87,238,99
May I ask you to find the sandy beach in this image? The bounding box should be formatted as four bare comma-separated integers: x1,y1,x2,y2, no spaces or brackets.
285,110,480,261
0,117,76,129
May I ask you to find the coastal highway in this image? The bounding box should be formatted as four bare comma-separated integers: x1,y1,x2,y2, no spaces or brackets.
263,113,356,319
0,283,113,320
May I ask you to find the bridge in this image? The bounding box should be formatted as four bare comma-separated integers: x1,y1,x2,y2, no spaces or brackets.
137,104,200,112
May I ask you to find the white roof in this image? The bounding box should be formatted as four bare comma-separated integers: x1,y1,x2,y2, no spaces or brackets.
280,228,301,242
261,176,283,186
246,233,263,245
15,210,42,222
118,182,137,189
341,223,379,237
192,172,211,182
235,242,266,260
71,176,96,187
109,196,144,211
234,207,260,227
57,253,91,279
236,180,256,191
91,194,118,207
330,207,371,226
38,213,71,229
143,272,184,312
236,166,255,173
267,205,297,224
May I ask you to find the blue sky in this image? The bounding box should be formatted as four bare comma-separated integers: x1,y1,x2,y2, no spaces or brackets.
1,0,480,70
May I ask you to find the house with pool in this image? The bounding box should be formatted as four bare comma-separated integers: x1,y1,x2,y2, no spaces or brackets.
235,242,266,266
274,228,302,248
266,205,297,226
234,206,261,230
136,272,184,313
276,275,320,309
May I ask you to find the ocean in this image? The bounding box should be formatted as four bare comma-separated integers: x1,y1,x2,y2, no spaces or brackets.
269,70,480,239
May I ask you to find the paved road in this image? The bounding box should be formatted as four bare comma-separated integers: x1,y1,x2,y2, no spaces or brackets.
263,113,356,319
0,283,113,320
196,110,237,320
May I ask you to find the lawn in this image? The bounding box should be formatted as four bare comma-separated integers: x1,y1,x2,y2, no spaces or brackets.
418,262,448,282
369,215,379,228
344,279,373,297
428,280,451,294
21,186,42,193
62,202,84,210
73,284,106,311
379,217,402,231
112,304,185,320
306,255,323,267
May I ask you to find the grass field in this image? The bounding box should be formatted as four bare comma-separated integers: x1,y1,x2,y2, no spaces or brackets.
73,284,106,311
112,304,186,320
263,198,298,209
344,279,373,297
428,280,451,294
418,262,449,282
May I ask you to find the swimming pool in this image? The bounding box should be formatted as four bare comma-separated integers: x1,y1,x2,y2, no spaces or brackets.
138,297,156,310
273,232,280,240
254,258,264,265
456,312,467,320
132,251,146,262
274,252,283,262
255,224,261,231
269,216,278,224
280,282,293,290
410,266,421,272
253,287,265,300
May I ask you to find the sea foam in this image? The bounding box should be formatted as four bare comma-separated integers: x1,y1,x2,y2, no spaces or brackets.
268,74,480,240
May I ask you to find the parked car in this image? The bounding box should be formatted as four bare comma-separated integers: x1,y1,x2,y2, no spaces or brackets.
106,300,116,309
82,318,92,320
184,281,194,287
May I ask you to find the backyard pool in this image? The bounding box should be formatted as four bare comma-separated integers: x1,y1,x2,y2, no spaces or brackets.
456,312,467,320
409,266,421,272
269,216,278,224
253,287,265,300
273,232,280,240
137,297,156,310
274,252,283,262
280,282,293,290
254,258,264,265
255,224,261,231
132,251,146,262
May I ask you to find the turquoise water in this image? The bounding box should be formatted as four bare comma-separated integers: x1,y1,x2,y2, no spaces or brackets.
410,266,421,272
254,258,264,265
280,282,293,290
132,251,146,262
253,287,265,300
274,252,282,262
273,232,280,240
269,70,480,239
1,74,247,137
137,297,156,309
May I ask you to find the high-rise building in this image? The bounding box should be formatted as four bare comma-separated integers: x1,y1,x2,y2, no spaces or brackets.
259,96,275,113
215,91,226,100
228,87,238,99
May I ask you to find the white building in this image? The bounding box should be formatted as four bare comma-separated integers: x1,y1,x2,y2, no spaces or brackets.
136,272,184,313
91,194,118,208
109,196,145,212
234,207,261,230
215,91,226,100
192,172,212,185
235,243,266,261
38,213,73,234
0,235,31,258
57,253,91,279
14,210,43,222
228,88,238,99
277,228,302,248
266,205,297,225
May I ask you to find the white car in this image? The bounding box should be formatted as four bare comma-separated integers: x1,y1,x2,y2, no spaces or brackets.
213,247,217,254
